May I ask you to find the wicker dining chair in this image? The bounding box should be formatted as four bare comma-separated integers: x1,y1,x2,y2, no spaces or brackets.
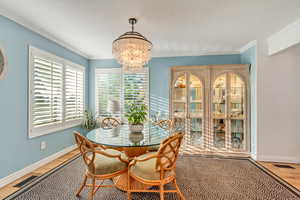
127,132,185,200
74,132,128,200
149,119,174,152
156,119,174,130
101,117,121,129
98,117,124,151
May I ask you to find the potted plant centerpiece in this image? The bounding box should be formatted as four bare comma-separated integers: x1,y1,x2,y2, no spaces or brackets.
126,103,148,133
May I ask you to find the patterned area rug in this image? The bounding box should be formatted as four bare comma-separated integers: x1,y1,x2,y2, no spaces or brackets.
7,155,300,200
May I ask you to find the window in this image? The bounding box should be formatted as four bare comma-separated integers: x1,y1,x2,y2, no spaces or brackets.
28,47,85,138
95,68,148,120
123,71,149,113
65,65,85,121
95,69,122,118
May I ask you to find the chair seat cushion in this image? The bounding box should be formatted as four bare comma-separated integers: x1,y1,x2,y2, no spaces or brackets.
88,149,127,175
130,152,173,180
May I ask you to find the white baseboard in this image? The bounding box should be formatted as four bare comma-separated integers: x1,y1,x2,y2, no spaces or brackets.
0,144,77,188
251,153,257,161
257,155,300,164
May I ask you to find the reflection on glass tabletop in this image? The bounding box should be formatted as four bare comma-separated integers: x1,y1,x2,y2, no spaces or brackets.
86,123,170,147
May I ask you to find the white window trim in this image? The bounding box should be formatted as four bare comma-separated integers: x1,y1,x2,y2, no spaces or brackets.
28,46,85,138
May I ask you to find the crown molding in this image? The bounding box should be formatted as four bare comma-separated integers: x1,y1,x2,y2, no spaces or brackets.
267,18,300,55
0,11,90,59
89,50,241,60
152,50,241,58
239,40,257,53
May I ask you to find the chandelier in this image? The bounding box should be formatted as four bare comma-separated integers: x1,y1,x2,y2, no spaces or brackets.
112,18,152,72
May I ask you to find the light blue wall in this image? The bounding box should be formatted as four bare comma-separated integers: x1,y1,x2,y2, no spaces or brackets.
89,54,241,118
0,15,89,178
241,45,257,156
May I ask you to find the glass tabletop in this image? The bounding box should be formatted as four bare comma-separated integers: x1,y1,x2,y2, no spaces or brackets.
86,123,170,147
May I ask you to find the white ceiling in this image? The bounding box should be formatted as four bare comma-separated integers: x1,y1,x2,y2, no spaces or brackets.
0,0,300,59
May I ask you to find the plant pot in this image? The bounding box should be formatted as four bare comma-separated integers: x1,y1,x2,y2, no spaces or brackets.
129,132,144,143
129,124,144,133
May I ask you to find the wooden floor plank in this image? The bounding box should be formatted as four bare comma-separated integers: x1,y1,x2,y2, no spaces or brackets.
259,161,300,190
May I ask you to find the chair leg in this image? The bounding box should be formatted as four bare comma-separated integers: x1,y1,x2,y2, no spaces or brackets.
127,172,132,200
89,177,96,200
127,191,132,200
173,179,185,200
76,174,88,196
159,184,164,200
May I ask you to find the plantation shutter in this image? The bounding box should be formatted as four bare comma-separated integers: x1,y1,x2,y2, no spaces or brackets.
95,68,149,120
95,69,122,118
123,68,149,115
29,47,86,138
31,56,63,128
65,65,85,121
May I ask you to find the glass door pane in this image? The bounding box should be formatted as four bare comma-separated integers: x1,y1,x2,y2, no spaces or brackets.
188,75,203,147
212,74,226,149
212,74,226,118
231,119,244,149
229,73,246,150
213,119,226,148
173,74,187,132
229,73,244,119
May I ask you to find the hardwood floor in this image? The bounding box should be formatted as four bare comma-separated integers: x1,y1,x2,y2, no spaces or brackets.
0,150,299,199
259,161,300,190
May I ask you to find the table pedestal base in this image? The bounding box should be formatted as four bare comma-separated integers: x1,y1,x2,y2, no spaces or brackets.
113,173,151,191
123,146,148,158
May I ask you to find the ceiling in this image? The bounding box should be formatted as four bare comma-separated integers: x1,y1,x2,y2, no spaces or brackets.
0,0,300,59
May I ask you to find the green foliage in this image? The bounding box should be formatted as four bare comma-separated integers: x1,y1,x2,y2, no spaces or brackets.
125,103,148,125
82,110,96,130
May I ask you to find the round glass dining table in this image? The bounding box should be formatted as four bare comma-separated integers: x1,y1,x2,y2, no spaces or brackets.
86,123,169,148
86,123,170,191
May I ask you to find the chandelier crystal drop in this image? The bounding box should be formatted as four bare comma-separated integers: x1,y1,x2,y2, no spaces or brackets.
112,18,152,72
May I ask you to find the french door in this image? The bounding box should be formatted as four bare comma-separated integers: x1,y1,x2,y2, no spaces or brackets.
170,65,250,153
171,68,209,151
